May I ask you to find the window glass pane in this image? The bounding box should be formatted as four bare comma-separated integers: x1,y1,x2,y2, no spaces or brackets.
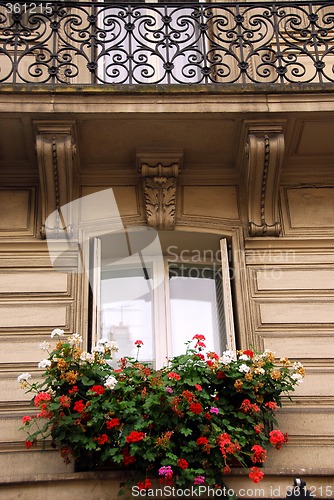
100,265,154,363
168,263,226,356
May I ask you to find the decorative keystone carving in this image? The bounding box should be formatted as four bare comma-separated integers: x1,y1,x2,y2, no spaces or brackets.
246,125,284,237
137,150,183,230
35,121,77,239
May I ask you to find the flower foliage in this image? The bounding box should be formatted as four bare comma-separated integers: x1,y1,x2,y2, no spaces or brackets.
19,330,304,491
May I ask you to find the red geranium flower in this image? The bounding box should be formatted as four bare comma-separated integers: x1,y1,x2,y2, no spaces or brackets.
167,372,181,381
135,340,143,346
269,429,288,449
193,353,205,361
95,433,109,445
34,392,51,407
243,349,254,358
68,385,78,395
138,478,152,491
123,448,136,465
249,466,264,483
25,440,33,449
223,465,231,474
195,384,202,391
126,431,145,443
207,352,219,360
177,458,189,469
73,400,85,413
251,444,267,463
265,401,278,410
196,437,209,446
192,334,206,341
106,417,120,429
189,402,203,414
254,423,264,434
58,395,71,408
22,415,31,424
90,385,105,396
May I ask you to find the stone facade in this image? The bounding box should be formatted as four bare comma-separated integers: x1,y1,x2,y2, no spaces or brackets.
0,83,334,499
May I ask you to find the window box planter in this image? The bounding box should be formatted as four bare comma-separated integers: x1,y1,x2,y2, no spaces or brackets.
19,330,304,495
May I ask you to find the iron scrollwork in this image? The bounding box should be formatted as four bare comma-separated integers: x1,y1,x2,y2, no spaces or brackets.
0,0,334,85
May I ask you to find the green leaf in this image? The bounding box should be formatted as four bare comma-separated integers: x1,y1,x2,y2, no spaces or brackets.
179,427,192,436
81,376,95,386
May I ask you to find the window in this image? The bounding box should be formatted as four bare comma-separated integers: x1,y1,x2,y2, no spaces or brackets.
89,229,235,368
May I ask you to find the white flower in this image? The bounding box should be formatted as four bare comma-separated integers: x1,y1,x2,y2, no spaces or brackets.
293,361,304,370
17,372,32,383
239,354,250,361
38,359,51,369
97,339,119,352
239,363,251,373
104,375,117,390
80,351,94,363
68,333,83,345
93,344,104,353
97,338,109,346
39,341,51,351
254,367,265,375
220,350,236,365
291,373,303,385
109,341,119,352
51,328,65,338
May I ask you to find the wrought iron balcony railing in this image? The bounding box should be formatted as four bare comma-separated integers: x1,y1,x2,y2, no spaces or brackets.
0,0,334,85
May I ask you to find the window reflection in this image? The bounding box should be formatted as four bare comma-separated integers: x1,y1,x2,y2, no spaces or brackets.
101,266,154,362
168,264,225,356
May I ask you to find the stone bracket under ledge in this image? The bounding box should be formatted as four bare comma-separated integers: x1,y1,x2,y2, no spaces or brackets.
34,120,77,240
137,149,183,230
245,123,285,237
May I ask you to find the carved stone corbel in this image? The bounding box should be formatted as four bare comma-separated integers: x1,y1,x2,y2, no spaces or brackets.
137,150,183,230
34,121,77,239
246,125,284,237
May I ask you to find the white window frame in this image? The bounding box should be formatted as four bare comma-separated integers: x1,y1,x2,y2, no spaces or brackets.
90,234,235,368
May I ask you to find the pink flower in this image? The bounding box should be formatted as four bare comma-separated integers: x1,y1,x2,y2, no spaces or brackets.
210,407,219,415
194,476,205,485
158,465,173,478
